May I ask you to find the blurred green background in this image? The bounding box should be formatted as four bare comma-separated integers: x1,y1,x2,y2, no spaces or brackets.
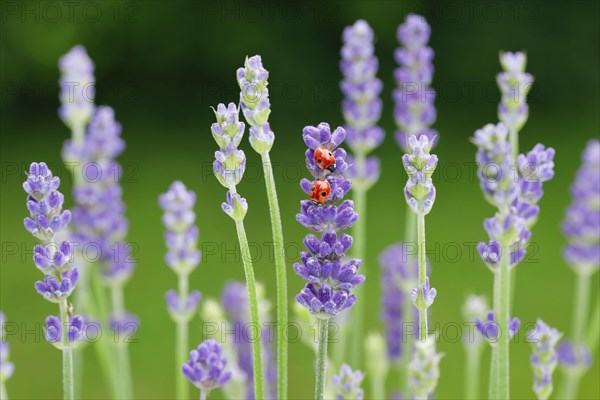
1,0,599,399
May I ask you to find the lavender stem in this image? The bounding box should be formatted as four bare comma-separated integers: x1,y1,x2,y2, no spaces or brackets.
0,381,6,400
176,273,190,400
586,296,599,354
59,300,74,400
233,218,265,400
259,150,288,400
315,318,329,400
417,212,427,342
400,210,416,395
496,242,511,399
200,388,207,400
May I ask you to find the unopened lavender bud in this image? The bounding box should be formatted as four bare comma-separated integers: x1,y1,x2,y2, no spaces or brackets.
211,103,245,149
35,268,79,303
477,241,502,271
557,340,592,373
411,277,437,310
497,51,534,133
0,311,15,383
45,315,86,349
182,339,232,392
222,191,248,222
166,290,202,322
332,364,364,400
59,45,95,129
475,311,520,343
249,124,275,154
529,320,562,400
409,335,443,398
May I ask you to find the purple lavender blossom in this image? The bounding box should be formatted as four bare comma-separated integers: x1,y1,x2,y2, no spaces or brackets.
237,56,274,154
34,269,79,302
475,311,520,342
59,45,95,129
394,14,437,150
497,51,534,134
403,135,438,215
182,339,232,392
109,312,139,341
557,340,592,372
562,140,600,274
340,20,384,189
410,277,437,308
529,320,562,400
45,315,86,347
332,364,364,400
166,290,202,319
295,123,364,317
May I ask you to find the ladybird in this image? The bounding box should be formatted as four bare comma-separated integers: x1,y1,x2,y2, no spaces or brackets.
309,179,331,205
314,147,336,172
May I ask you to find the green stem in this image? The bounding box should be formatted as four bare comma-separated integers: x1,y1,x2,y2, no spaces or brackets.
509,127,519,165
586,294,599,354
489,270,500,399
464,345,482,399
417,211,427,342
234,219,264,400
200,388,207,400
0,379,7,400
59,300,74,400
370,369,385,400
260,151,288,400
349,176,367,367
176,274,190,400
400,210,416,396
497,243,511,400
561,272,591,399
315,318,329,400
111,284,133,399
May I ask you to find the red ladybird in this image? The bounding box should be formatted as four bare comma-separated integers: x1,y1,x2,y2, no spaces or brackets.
309,179,331,205
314,147,336,172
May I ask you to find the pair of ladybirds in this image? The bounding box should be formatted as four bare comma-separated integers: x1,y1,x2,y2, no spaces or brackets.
309,147,336,205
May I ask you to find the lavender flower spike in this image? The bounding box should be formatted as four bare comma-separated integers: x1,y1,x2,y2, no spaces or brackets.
59,45,95,132
408,335,443,399
341,20,384,190
394,14,438,149
497,51,534,138
182,339,232,398
332,364,364,400
562,139,600,275
403,135,438,215
529,320,562,400
0,311,15,398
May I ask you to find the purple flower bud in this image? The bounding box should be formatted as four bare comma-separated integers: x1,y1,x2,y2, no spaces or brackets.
411,277,437,310
332,363,365,400
34,268,79,302
182,340,232,392
557,340,592,371
0,311,15,382
475,311,520,343
166,290,202,321
211,102,245,149
59,45,95,128
45,315,86,348
497,51,534,133
529,320,562,399
221,191,248,222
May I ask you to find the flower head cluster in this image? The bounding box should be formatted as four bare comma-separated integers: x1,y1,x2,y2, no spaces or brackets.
0,311,14,384
475,311,520,343
237,55,274,154
295,123,364,318
211,103,249,222
59,45,95,130
562,140,600,274
340,20,384,190
557,340,592,373
497,51,534,133
473,123,555,269
402,135,438,215
221,281,276,399
332,364,364,400
394,14,437,150
45,315,87,349
182,339,232,392
408,335,443,399
462,295,489,347
160,182,202,321
529,320,562,400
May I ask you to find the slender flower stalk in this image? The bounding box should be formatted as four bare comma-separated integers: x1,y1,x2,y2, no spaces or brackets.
529,320,562,400
236,55,288,399
364,333,388,400
559,139,599,398
23,162,86,400
394,15,437,393
182,340,232,400
497,51,533,160
294,123,364,400
160,182,202,399
340,19,384,367
210,102,264,400
473,122,555,399
0,312,15,400
462,295,489,399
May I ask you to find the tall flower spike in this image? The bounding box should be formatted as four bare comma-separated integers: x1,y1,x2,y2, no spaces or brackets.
182,340,232,396
529,320,562,400
562,140,600,275
295,123,364,317
497,51,533,135
59,45,95,130
332,364,365,400
394,14,437,150
341,19,384,190
408,336,443,399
